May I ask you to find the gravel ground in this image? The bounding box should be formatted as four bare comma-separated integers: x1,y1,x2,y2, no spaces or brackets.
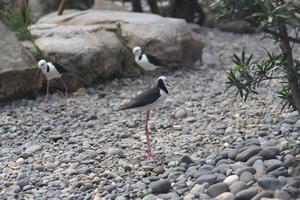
1,27,300,200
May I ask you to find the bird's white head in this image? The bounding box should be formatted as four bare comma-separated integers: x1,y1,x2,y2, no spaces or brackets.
157,76,172,94
132,46,142,56
38,59,47,73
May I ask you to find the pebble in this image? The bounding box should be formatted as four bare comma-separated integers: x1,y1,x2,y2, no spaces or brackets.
190,184,204,197
158,192,180,200
251,190,273,200
253,159,265,173
153,166,165,175
223,175,239,185
196,174,217,185
16,178,29,189
235,187,259,200
257,177,287,190
175,109,187,119
12,185,21,193
274,189,291,200
260,147,280,159
150,179,171,194
181,155,193,164
206,183,229,198
236,146,261,162
240,171,254,183
229,181,248,195
24,144,42,155
216,192,235,200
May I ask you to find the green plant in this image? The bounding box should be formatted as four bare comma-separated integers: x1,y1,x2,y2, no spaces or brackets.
211,0,300,113
115,22,131,51
0,6,31,40
0,6,43,58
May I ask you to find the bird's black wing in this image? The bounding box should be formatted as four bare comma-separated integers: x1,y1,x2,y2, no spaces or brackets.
146,54,164,66
52,62,68,73
119,87,160,110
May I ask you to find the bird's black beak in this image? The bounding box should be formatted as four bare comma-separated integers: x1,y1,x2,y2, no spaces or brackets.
166,82,173,88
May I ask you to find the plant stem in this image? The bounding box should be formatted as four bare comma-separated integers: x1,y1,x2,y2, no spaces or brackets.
58,0,66,15
264,28,300,44
279,23,300,112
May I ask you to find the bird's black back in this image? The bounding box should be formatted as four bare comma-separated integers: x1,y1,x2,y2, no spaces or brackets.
146,54,164,66
52,62,68,73
119,87,161,110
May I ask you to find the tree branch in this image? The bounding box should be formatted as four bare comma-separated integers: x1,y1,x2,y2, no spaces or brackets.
263,28,300,44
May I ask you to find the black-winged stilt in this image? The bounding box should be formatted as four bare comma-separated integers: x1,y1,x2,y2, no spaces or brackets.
119,76,171,158
133,46,165,71
37,59,68,110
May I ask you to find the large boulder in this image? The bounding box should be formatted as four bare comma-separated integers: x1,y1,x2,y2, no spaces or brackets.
0,21,41,101
30,10,203,90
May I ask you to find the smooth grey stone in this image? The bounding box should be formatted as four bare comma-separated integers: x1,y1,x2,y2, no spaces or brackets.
15,178,29,189
216,173,226,182
236,146,261,162
183,193,195,200
12,185,21,193
199,193,211,200
229,181,248,195
216,159,234,166
275,189,291,200
190,184,204,197
257,176,287,190
77,166,92,174
252,159,265,173
23,185,34,191
235,167,256,176
206,183,229,198
181,155,193,164
174,180,187,189
268,169,288,177
215,192,235,200
150,179,171,194
134,181,146,190
158,192,180,200
240,171,254,183
213,164,228,174
283,154,295,167
246,156,263,166
259,147,279,159
235,187,259,200
228,149,238,160
288,178,300,188
251,190,273,200
266,163,282,173
195,174,217,185
264,159,282,168
143,194,158,200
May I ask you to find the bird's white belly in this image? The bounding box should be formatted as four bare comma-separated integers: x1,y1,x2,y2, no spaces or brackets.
136,58,158,71
47,69,62,80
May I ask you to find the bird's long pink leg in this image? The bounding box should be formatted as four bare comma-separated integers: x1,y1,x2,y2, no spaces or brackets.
60,77,68,114
145,110,154,158
42,79,49,110
154,110,159,132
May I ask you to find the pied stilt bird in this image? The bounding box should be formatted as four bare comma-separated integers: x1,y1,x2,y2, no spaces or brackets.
118,76,171,158
133,46,166,71
37,59,68,110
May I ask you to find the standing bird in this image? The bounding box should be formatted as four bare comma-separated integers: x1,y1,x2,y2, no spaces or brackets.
37,59,68,110
133,46,165,71
118,76,171,158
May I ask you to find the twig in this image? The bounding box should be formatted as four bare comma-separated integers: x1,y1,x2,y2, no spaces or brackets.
58,0,66,15
263,27,300,44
